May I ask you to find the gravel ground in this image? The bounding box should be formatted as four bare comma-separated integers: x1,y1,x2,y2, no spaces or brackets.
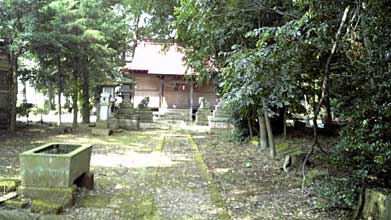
0,125,228,220
191,132,350,220
0,124,350,219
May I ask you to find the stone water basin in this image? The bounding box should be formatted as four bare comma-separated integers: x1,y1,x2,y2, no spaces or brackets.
20,143,92,188
18,143,92,208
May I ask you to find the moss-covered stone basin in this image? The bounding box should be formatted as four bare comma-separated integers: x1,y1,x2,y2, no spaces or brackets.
19,143,92,188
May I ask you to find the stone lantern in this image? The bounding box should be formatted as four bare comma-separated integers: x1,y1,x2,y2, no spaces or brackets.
108,77,140,130
96,80,118,129
118,79,134,110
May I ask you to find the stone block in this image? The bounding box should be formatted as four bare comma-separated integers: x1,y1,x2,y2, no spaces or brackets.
136,110,153,123
355,188,391,220
3,199,29,209
19,185,77,207
213,111,230,118
0,210,73,220
96,121,109,129
118,118,140,130
108,118,119,130
31,200,63,214
196,110,212,126
208,117,232,130
91,128,113,136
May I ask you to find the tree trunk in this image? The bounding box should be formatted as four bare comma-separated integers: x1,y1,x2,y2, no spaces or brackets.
324,94,333,127
247,116,253,139
72,70,78,128
9,54,18,132
304,94,310,126
264,109,276,159
48,83,54,110
283,107,287,139
131,14,141,60
258,113,268,151
57,56,62,127
81,68,90,124
189,76,193,122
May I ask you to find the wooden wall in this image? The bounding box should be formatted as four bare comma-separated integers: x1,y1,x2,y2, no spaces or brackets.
133,75,218,109
0,43,11,129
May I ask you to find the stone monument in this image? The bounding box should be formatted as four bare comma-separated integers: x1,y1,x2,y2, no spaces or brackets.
96,80,117,128
92,80,117,136
136,97,153,123
208,99,232,131
109,78,140,130
195,97,212,125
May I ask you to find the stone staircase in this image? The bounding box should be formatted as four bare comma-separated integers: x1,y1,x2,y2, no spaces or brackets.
156,108,191,121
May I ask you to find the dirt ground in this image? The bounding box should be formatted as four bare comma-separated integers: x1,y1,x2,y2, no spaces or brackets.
0,123,349,220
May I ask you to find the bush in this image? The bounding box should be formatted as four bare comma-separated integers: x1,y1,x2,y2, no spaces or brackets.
314,176,359,209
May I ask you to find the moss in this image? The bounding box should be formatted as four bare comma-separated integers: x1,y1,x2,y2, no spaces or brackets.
3,199,29,209
361,188,391,220
276,142,304,157
0,180,19,192
79,196,111,208
31,200,62,214
153,135,165,152
118,196,155,219
305,169,328,186
19,185,76,207
188,134,231,220
250,137,259,146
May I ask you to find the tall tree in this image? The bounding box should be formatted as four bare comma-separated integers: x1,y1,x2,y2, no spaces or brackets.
0,0,46,131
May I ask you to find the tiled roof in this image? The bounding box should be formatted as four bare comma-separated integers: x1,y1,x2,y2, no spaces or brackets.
122,41,192,76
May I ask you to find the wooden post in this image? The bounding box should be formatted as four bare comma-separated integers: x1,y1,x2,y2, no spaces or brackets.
189,76,194,122
159,76,164,108
132,75,136,106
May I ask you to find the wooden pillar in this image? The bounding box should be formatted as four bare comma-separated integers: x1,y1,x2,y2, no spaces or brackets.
131,75,136,106
189,76,194,122
159,76,164,108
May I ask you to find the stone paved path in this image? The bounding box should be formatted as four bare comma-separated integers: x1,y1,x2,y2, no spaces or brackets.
0,129,229,220
153,134,228,220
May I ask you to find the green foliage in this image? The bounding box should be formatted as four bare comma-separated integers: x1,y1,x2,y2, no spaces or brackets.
16,103,34,118
174,0,294,83
313,0,391,210
176,0,390,211
330,0,391,189
313,176,358,209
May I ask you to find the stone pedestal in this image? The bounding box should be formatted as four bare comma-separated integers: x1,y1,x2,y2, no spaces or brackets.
196,109,212,125
19,185,77,208
96,120,109,129
113,102,140,130
136,109,153,123
119,117,140,130
93,121,112,136
195,97,212,125
208,101,232,130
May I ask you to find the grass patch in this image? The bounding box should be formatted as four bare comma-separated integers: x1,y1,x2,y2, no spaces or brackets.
188,134,231,220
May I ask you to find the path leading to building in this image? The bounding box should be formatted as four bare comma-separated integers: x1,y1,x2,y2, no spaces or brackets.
0,128,230,220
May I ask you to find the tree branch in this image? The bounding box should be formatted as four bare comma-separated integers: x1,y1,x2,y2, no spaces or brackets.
302,6,351,193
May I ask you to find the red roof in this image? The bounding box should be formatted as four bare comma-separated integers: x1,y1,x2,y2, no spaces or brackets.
122,41,193,76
